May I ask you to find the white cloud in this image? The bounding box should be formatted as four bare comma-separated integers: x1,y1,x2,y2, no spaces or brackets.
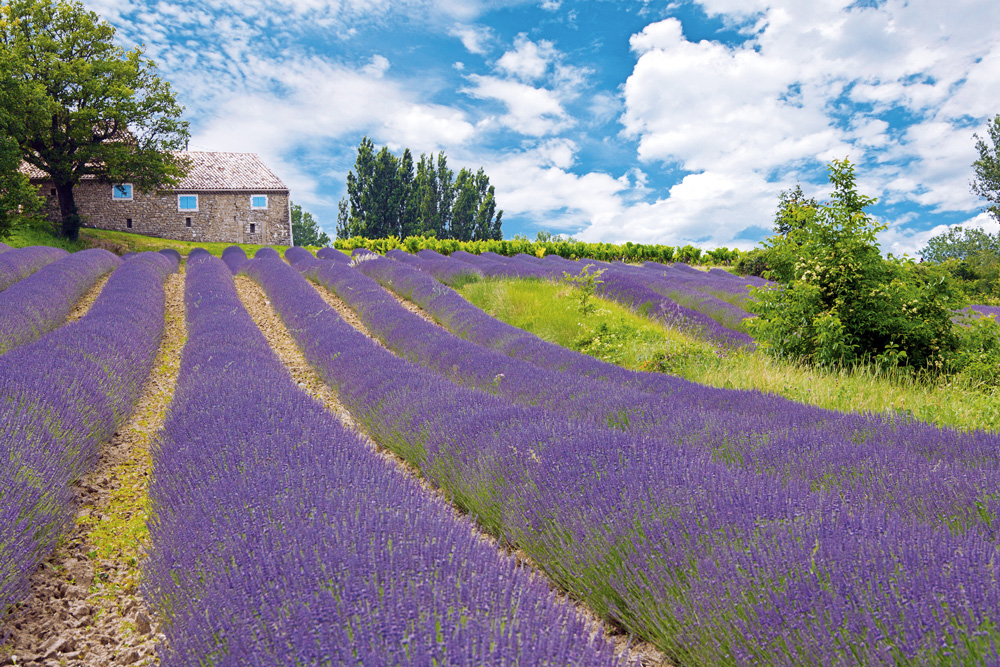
582,1,1000,247
462,74,571,136
449,24,493,55
480,143,628,233
583,170,779,249
879,212,1000,258
496,33,557,81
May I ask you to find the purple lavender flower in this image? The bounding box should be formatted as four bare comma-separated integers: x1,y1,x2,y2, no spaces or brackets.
145,253,623,666
0,246,69,292
0,249,120,355
0,253,174,622
274,249,1000,665
221,245,248,273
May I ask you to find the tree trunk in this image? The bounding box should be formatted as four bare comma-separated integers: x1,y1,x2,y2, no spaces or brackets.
54,181,80,241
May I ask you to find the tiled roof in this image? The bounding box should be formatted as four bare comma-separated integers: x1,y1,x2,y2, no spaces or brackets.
175,152,287,191
20,152,288,191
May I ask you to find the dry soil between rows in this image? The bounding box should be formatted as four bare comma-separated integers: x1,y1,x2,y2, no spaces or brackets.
1,269,186,667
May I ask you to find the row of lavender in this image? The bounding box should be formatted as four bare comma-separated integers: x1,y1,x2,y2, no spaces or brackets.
0,252,176,625
388,247,759,346
0,245,69,292
351,251,999,513
143,250,621,666
0,249,121,355
276,247,1000,665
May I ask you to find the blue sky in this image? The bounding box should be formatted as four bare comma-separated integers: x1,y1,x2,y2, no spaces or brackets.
88,0,1000,254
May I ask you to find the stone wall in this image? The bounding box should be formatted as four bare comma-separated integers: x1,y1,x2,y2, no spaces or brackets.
34,181,292,245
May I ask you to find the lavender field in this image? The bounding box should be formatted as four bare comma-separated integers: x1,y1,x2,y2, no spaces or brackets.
1,244,999,666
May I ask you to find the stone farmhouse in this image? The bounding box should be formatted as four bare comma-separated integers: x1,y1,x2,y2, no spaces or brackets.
25,152,292,245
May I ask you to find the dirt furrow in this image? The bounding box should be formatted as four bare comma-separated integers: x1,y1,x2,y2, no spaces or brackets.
64,274,111,324
1,269,186,667
233,272,668,667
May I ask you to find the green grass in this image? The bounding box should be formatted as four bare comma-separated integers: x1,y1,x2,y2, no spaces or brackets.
3,221,307,258
5,219,89,251
459,278,1000,433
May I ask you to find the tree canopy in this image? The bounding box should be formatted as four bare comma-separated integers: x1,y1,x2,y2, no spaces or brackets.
0,55,41,238
291,202,330,247
336,137,502,241
972,114,1000,223
0,0,189,240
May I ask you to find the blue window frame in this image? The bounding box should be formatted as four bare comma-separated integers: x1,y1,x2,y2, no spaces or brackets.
251,194,268,209
178,194,198,211
112,184,132,200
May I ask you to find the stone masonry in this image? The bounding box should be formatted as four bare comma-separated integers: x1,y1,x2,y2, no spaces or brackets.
28,152,292,246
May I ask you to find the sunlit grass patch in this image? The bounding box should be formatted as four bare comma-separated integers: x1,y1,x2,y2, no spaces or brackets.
460,277,1000,432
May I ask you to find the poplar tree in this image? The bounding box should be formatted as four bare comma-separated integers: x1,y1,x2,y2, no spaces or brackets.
339,137,502,240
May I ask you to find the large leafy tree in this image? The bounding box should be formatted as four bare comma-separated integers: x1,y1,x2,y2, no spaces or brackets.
0,0,190,241
290,202,330,247
972,114,1000,223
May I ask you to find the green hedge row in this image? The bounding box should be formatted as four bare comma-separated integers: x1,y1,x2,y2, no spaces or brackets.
332,235,743,265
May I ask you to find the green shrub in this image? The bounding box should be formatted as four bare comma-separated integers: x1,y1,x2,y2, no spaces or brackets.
562,264,605,316
747,159,963,373
951,313,1000,390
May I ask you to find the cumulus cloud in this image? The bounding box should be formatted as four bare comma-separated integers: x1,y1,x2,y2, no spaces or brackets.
576,0,1000,246
462,74,572,136
496,33,558,81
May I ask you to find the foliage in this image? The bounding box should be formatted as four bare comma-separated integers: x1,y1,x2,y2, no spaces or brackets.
561,264,605,315
747,158,963,372
773,184,818,236
972,114,1000,223
338,137,502,241
951,313,1000,391
290,202,330,247
0,54,42,239
536,229,578,243
332,234,746,266
919,225,1000,300
733,247,774,277
0,0,189,241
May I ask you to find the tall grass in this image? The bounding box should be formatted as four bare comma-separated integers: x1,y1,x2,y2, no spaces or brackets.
460,278,1000,432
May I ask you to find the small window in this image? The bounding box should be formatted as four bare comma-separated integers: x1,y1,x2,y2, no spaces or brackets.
185,217,192,227
178,194,198,211
249,223,256,234
251,195,268,209
112,184,133,200
126,218,133,229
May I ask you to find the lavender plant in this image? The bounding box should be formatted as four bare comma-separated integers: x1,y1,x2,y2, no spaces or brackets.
0,248,120,355
260,250,1000,665
0,252,174,623
0,245,69,292
220,245,248,273
316,246,352,264
145,252,622,666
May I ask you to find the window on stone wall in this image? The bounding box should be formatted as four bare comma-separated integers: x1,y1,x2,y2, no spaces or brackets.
249,223,256,234
178,194,198,211
112,184,133,200
251,194,268,209
186,217,192,227
126,218,133,228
